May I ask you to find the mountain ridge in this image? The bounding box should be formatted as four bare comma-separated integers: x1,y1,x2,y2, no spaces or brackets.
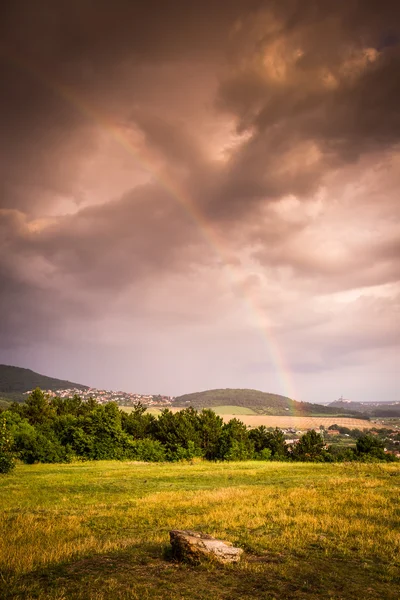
0,364,88,402
329,399,400,417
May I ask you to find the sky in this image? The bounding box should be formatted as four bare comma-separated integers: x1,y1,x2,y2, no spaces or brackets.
0,0,399,402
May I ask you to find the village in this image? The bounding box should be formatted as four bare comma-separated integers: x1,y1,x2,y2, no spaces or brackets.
24,387,174,407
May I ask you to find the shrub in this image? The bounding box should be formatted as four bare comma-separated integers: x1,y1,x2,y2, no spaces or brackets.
0,415,15,474
128,438,167,462
255,448,272,461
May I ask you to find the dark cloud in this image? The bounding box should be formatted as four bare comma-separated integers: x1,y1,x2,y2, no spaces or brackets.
0,0,399,399
0,0,257,212
210,1,400,216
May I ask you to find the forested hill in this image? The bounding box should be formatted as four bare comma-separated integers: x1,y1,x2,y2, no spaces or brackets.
329,399,400,417
0,365,88,402
173,388,366,417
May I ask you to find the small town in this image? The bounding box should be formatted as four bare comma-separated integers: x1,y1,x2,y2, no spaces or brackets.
23,387,174,407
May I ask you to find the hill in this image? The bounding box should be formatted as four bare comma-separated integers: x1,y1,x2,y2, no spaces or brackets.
173,388,366,417
0,364,88,402
329,399,400,417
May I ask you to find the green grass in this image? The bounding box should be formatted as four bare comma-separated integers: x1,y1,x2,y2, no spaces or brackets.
0,461,399,599
212,405,257,415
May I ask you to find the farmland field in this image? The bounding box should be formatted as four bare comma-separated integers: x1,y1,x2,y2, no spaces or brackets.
120,407,376,430
212,405,257,415
121,406,163,416
218,414,377,429
0,460,399,599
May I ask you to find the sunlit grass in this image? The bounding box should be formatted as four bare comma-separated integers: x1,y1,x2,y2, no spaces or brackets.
210,405,257,415
0,461,399,599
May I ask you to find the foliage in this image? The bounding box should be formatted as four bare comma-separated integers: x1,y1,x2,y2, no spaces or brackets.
1,389,397,465
291,430,327,462
356,434,386,460
0,397,11,411
218,418,254,460
197,409,223,460
121,402,155,439
249,426,289,459
128,438,167,462
0,415,15,474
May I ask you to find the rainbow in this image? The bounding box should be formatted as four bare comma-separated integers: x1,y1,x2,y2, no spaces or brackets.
2,48,299,403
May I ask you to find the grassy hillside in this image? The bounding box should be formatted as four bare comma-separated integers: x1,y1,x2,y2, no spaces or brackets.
0,461,398,599
173,388,365,417
0,364,88,402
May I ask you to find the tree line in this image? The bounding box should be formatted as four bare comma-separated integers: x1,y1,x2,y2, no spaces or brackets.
0,388,397,473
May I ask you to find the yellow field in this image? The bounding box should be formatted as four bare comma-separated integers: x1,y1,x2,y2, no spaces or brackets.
121,406,377,430
218,415,378,429
0,461,399,599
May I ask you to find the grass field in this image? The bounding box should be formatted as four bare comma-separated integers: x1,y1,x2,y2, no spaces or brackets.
0,461,399,599
212,405,257,415
218,415,378,430
120,407,163,416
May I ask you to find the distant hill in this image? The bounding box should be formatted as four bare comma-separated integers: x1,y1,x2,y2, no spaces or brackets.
173,389,367,418
0,364,88,402
329,399,400,418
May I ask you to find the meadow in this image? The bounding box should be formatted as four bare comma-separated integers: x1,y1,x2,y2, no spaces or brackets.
1,461,399,599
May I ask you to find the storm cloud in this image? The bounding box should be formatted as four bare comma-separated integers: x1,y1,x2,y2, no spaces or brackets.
0,0,399,400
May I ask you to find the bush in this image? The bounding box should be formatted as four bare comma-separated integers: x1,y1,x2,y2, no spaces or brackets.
128,438,166,462
255,448,272,461
0,451,15,474
0,415,15,474
16,430,71,464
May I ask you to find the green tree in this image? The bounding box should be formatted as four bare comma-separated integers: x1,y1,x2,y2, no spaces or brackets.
22,388,56,426
121,403,155,439
249,427,288,459
356,435,386,460
50,394,86,417
151,408,202,460
218,418,254,461
292,430,326,462
78,402,130,460
197,409,223,460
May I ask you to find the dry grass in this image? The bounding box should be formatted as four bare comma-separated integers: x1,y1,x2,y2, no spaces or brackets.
0,461,399,599
219,415,380,429
120,406,376,429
